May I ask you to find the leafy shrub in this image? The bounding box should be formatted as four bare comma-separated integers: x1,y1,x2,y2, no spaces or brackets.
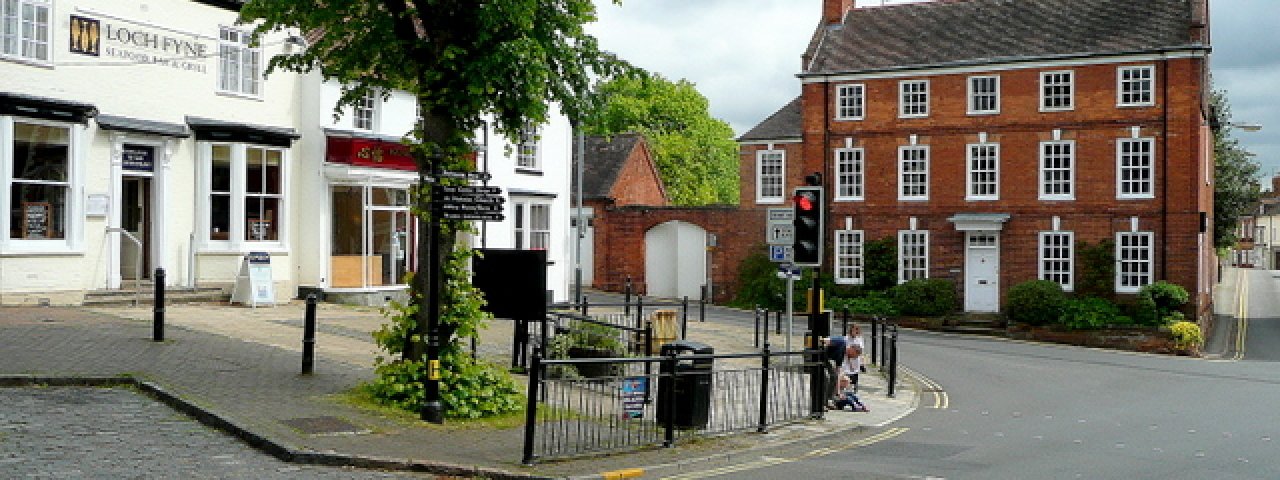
368,247,523,419
890,278,956,316
729,247,786,310
830,291,900,316
1005,280,1067,326
1057,297,1130,330
1170,321,1204,351
1139,281,1190,325
1076,239,1115,299
863,237,897,291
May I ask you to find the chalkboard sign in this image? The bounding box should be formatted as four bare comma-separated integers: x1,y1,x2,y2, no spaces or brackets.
121,144,154,172
22,202,50,239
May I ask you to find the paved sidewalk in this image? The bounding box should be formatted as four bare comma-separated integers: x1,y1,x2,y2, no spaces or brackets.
0,296,916,479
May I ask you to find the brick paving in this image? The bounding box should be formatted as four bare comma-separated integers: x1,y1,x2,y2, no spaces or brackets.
0,295,915,479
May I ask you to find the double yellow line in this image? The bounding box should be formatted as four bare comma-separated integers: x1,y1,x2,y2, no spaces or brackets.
659,428,910,479
1233,268,1249,361
901,366,948,410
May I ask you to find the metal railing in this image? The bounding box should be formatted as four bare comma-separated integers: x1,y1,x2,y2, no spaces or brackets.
521,347,812,465
106,227,143,306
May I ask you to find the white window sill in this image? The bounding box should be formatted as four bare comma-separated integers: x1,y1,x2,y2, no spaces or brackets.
833,117,864,122
1117,103,1156,108
1117,194,1156,200
0,248,85,257
216,90,264,102
834,196,864,202
0,55,54,69
967,110,1000,116
756,198,785,205
834,279,864,285
1040,106,1075,113
1039,196,1076,201
966,196,999,202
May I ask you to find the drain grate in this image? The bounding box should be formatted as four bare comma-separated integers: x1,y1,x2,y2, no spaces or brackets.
280,416,369,436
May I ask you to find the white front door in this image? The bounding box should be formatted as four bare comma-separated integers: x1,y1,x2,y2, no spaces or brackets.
964,232,1000,312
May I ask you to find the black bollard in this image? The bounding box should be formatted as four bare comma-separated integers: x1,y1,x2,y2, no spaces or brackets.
152,268,165,342
302,294,317,375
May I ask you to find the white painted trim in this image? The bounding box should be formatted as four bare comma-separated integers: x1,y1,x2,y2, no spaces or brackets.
755,149,786,204
965,142,999,202
1039,70,1075,112
834,229,864,285
966,75,1001,115
1115,231,1154,293
1037,231,1074,292
898,79,930,118
898,145,929,202
0,116,84,254
1038,140,1075,201
1116,64,1157,108
833,147,865,202
834,83,866,121
897,229,929,283
1116,137,1156,200
798,50,1205,84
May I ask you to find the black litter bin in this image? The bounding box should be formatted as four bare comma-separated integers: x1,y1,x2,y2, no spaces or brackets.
657,340,713,429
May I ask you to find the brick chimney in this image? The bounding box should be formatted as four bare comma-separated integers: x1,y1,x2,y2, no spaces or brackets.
824,0,854,25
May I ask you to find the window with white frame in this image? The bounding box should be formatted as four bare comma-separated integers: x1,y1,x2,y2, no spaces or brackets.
516,122,540,171
1117,65,1155,107
968,76,1000,114
4,119,73,243
1116,232,1153,292
835,229,864,284
1039,231,1074,291
835,84,865,120
205,143,285,243
0,0,49,62
1040,71,1074,111
756,150,784,203
513,200,551,250
353,90,378,131
834,147,864,201
899,80,929,118
967,143,999,200
1040,140,1074,200
899,145,929,200
218,27,261,96
1117,138,1154,198
898,230,928,283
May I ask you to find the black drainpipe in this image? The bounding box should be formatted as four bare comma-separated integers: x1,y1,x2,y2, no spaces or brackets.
1161,58,1170,281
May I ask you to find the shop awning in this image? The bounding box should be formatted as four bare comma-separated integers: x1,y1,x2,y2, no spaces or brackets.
0,92,97,124
97,114,189,138
186,115,299,147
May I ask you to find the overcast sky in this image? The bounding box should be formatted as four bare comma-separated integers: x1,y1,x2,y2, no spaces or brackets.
588,0,1280,185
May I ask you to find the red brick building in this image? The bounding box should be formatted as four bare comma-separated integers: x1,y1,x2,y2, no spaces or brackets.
740,0,1216,320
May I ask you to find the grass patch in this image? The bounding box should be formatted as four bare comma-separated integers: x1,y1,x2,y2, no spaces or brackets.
329,386,583,431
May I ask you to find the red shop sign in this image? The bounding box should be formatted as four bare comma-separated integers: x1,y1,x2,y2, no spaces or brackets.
326,136,418,171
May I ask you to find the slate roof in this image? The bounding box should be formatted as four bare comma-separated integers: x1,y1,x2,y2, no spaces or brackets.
805,0,1202,76
737,96,802,142
581,133,645,200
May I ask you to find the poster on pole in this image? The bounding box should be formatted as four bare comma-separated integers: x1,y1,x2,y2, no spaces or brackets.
621,377,647,419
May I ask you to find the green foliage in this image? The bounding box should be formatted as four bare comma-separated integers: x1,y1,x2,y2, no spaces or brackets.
1210,89,1263,249
830,291,900,317
889,279,956,317
1005,280,1067,326
584,75,739,205
729,247,786,310
863,237,898,291
241,0,631,420
545,320,628,378
1138,281,1190,326
368,248,523,419
1057,297,1131,330
1123,291,1162,326
1170,321,1204,351
1075,239,1115,299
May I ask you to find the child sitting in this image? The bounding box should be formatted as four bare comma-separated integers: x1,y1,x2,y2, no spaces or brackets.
832,374,869,412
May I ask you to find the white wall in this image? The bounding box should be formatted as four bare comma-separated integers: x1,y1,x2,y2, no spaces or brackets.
0,0,303,303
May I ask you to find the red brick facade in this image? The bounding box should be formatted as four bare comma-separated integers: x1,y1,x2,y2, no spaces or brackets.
741,1,1217,320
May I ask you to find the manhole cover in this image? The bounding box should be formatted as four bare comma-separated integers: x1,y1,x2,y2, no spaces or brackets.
280,416,369,436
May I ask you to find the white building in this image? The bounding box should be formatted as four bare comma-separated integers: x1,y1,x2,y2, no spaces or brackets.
0,0,574,305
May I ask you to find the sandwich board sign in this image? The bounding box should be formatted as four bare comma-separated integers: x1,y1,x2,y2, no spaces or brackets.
232,252,275,307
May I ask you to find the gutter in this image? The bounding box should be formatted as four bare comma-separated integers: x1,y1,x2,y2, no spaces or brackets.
798,45,1212,80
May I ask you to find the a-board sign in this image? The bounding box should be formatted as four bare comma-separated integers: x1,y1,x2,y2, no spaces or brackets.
232,251,275,307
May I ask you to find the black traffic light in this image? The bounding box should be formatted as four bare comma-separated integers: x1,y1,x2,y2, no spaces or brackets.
792,186,824,266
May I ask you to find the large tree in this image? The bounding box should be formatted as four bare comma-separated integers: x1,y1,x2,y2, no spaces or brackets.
1211,88,1263,250
238,0,632,420
585,75,739,205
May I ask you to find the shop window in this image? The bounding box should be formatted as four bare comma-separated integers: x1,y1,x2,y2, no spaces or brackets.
202,143,286,246
6,120,69,241
329,185,414,288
